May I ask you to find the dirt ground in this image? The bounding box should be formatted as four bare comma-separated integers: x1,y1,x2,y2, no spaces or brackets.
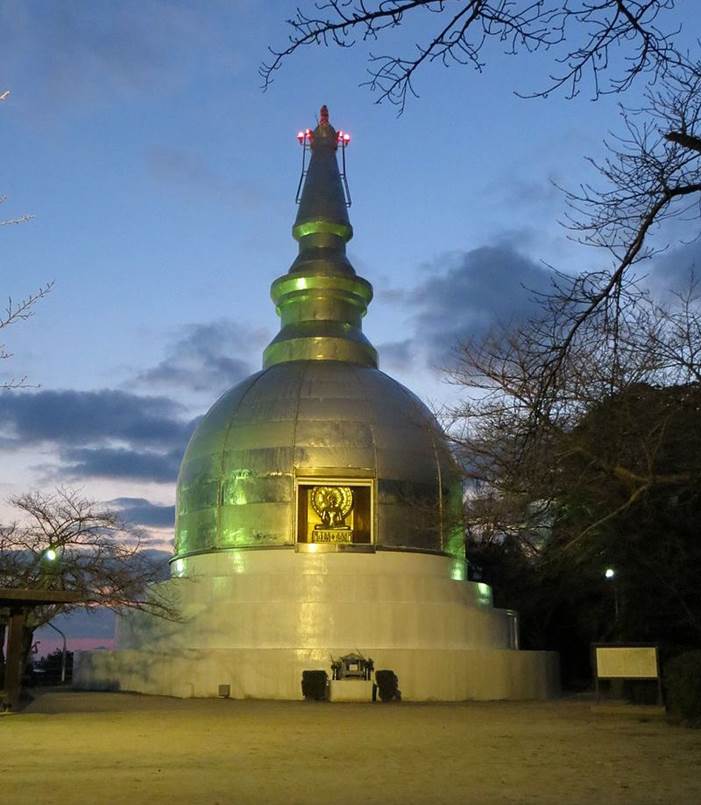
1,691,700,805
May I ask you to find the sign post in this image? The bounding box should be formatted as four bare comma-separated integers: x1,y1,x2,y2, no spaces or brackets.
592,643,663,706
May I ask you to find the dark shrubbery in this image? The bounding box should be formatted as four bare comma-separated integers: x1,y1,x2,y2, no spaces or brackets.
301,670,328,701
375,670,401,702
664,650,701,726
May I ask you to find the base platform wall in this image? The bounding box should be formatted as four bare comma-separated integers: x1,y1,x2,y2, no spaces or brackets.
74,550,559,701
74,646,559,701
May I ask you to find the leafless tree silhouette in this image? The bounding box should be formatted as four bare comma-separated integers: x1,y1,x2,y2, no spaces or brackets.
262,1,681,112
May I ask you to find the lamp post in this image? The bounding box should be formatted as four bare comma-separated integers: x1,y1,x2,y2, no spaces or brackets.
45,621,68,683
604,566,619,623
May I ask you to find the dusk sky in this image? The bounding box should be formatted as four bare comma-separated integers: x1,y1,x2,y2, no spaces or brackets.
1,2,698,649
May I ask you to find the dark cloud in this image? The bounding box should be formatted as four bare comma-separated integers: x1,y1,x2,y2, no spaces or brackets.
0,388,198,484
378,340,415,371
0,389,190,448
484,175,562,213
109,497,175,528
134,320,266,395
644,240,701,300
410,245,554,365
61,446,185,483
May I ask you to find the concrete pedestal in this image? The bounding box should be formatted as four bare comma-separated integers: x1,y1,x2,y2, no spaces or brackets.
75,548,559,701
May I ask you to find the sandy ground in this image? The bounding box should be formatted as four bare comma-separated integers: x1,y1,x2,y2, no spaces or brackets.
1,691,700,805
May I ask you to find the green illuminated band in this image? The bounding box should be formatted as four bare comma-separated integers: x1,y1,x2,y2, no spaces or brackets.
270,273,373,307
263,334,377,368
292,219,353,242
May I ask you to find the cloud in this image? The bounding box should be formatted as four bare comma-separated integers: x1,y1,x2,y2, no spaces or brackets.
0,389,190,448
409,245,554,365
378,339,414,371
133,320,267,395
0,317,268,485
644,240,701,300
483,175,562,213
0,388,197,484
61,446,185,483
109,497,175,528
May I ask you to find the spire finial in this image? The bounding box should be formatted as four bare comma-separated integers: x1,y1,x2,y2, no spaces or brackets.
262,107,377,370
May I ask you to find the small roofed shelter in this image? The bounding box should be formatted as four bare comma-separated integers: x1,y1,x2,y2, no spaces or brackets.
0,588,81,711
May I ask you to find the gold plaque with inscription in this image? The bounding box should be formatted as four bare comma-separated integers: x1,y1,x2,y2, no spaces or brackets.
311,485,354,530
295,477,373,547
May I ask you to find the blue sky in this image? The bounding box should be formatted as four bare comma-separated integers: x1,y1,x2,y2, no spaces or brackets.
1,3,698,650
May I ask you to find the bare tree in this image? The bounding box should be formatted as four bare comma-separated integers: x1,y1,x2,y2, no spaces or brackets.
262,1,681,112
0,282,53,389
557,61,701,368
448,278,701,647
448,60,701,423
1,92,50,389
0,489,179,661
447,272,701,546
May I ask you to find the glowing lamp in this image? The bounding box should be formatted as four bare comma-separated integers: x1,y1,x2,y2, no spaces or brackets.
44,548,58,561
604,567,615,580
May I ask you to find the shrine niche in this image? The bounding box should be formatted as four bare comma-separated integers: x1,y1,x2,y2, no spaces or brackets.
296,478,373,546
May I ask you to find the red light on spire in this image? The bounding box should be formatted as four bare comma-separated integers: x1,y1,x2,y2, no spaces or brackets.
297,128,314,146
343,133,351,143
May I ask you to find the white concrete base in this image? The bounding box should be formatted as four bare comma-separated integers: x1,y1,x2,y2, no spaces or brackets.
75,646,558,701
328,680,374,702
74,549,559,701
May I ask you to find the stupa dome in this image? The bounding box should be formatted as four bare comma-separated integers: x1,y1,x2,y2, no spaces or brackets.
173,106,463,562
174,360,463,557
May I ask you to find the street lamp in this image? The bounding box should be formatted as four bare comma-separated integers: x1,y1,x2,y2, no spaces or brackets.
604,566,619,621
46,621,68,684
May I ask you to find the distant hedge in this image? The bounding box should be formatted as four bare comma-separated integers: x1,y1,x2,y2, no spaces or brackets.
664,650,701,727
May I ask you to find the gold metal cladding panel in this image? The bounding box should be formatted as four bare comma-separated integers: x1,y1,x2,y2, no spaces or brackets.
375,448,442,484
219,503,291,547
227,398,303,425
219,421,296,451
175,508,217,552
220,446,296,473
293,420,375,449
184,372,266,442
297,364,368,396
220,475,292,506
294,446,376,472
295,397,374,421
379,504,441,551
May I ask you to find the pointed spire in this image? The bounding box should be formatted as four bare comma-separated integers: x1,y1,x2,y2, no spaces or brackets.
263,107,377,369
293,105,352,244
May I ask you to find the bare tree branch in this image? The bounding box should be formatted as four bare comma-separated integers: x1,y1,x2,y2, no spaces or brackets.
0,282,53,389
0,488,180,632
262,1,681,113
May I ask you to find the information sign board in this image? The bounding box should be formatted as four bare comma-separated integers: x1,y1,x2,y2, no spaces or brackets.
595,646,659,679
